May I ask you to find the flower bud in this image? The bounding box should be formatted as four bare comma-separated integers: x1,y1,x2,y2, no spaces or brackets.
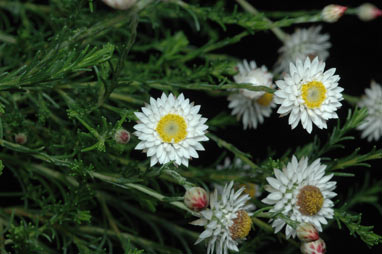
296,223,319,242
14,133,27,145
300,238,326,254
184,187,208,211
358,3,382,21
322,5,347,23
102,0,136,10
114,129,130,144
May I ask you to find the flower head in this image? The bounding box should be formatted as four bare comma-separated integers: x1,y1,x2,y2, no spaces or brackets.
322,5,347,23
184,187,209,211
358,3,382,21
274,57,343,133
275,26,331,74
262,156,336,239
133,93,208,167
357,81,382,141
190,181,254,254
228,60,275,129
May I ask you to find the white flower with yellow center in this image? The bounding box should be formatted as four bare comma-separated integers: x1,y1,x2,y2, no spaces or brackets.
133,93,208,167
274,57,343,133
357,81,382,141
228,60,275,129
275,26,331,74
262,156,336,239
190,181,253,254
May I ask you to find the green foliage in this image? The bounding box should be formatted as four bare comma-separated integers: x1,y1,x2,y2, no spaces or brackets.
335,209,382,247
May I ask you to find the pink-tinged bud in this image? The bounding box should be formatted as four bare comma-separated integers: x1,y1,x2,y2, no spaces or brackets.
184,187,209,211
322,5,347,23
114,129,130,144
358,3,382,21
296,223,319,242
102,0,136,10
300,238,326,254
14,133,27,145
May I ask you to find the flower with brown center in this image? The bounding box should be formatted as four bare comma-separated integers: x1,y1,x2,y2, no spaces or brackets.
190,181,254,254
262,155,336,239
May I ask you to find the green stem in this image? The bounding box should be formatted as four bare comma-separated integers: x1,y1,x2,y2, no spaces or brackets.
236,0,288,42
89,171,197,215
207,133,260,170
0,32,16,44
77,226,183,252
162,169,195,189
343,93,361,106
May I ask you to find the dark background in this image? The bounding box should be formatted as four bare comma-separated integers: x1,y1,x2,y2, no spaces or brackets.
188,0,382,253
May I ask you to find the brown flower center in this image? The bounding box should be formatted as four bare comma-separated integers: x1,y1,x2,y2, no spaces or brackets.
297,185,324,216
229,210,252,240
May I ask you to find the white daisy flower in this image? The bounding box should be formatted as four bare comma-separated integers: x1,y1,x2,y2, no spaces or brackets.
275,26,331,74
133,93,208,167
262,156,336,239
274,57,343,133
191,181,254,254
228,60,275,129
357,81,382,141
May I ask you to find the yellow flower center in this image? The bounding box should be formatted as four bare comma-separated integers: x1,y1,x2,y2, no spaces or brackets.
301,81,326,108
156,114,187,143
229,210,252,240
297,185,324,216
256,93,273,106
238,183,258,199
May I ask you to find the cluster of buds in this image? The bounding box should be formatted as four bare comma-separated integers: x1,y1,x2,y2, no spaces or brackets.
321,3,382,23
297,223,326,254
357,3,382,21
322,5,347,23
184,187,209,211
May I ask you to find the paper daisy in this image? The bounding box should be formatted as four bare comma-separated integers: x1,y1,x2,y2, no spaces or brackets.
274,57,343,133
262,156,336,239
275,26,331,74
133,93,209,167
191,181,254,254
357,81,382,141
228,60,275,129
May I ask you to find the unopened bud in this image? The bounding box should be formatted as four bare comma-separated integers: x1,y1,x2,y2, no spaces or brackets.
300,238,326,254
102,0,136,10
322,5,347,23
358,3,382,21
296,223,319,242
14,133,27,145
184,187,208,211
114,129,130,144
